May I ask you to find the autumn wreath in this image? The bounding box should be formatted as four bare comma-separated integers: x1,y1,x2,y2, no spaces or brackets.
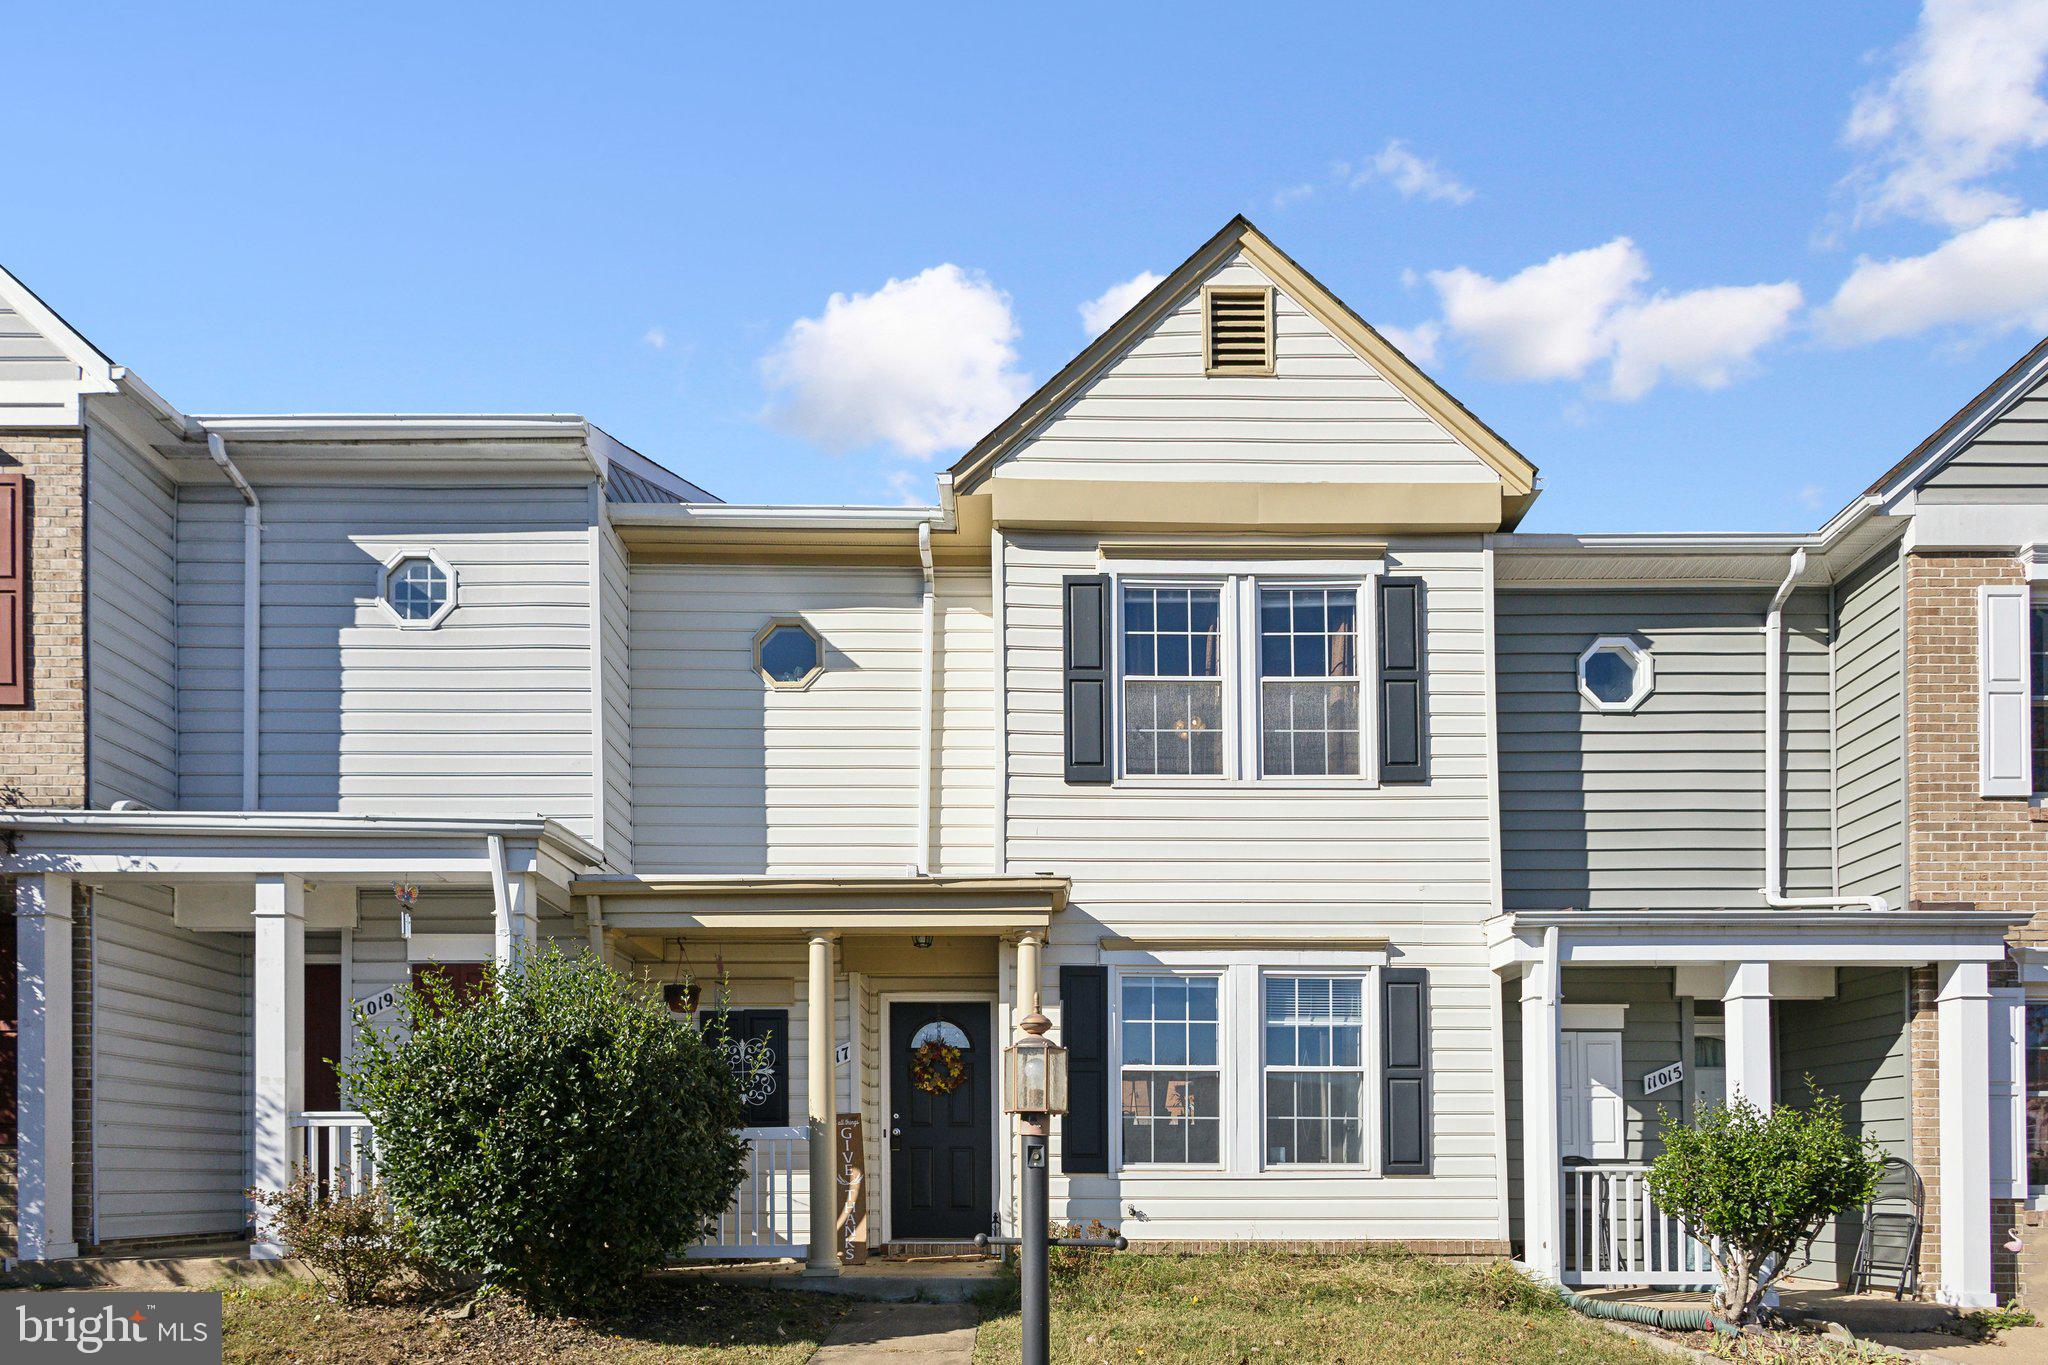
909,1039,968,1096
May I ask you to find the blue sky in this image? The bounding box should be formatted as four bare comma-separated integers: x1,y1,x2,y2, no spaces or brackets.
8,2,2048,532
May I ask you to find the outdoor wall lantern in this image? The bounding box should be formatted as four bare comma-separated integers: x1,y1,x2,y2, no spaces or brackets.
1003,1010,1068,1117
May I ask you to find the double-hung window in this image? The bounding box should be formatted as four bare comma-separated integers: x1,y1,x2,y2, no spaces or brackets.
2032,604,2048,791
1122,587,1225,777
1116,576,1373,782
1262,975,1368,1166
1259,587,1362,777
1117,973,1222,1165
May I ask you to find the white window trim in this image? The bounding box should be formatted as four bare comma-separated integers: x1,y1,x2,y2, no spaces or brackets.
1106,958,1384,1179
1257,967,1379,1175
1110,570,1383,789
1577,634,1654,714
376,548,458,630
2028,589,2048,804
2023,985,2048,1209
1109,965,1230,1174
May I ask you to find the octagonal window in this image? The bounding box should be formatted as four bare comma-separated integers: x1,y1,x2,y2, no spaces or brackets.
1577,636,1653,713
378,551,457,629
756,620,824,690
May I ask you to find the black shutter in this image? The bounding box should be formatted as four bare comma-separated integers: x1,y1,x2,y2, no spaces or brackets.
1382,968,1432,1174
1059,966,1109,1172
1378,578,1426,783
713,1008,790,1127
1063,574,1113,783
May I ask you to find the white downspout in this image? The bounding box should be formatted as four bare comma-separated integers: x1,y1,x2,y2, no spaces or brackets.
914,521,936,876
206,431,263,810
1761,548,1887,911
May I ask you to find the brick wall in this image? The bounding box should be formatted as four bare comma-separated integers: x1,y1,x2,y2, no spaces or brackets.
0,429,87,809
1903,552,2044,1300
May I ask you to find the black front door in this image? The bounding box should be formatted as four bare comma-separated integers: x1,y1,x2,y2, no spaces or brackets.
890,1002,993,1240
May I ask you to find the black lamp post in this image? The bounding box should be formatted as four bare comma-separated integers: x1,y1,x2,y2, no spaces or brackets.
978,1008,1124,1365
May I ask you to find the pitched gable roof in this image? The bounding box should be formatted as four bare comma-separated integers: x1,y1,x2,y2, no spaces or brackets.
947,216,1537,499
1861,332,2048,502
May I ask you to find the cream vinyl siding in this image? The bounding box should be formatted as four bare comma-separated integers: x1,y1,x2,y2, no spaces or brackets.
90,885,252,1245
84,420,181,809
0,297,81,385
629,563,996,874
174,481,600,837
990,251,1497,486
1006,533,1503,1241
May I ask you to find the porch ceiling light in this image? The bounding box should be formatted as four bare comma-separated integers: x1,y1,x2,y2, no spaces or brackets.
1577,635,1654,714
1004,1010,1068,1116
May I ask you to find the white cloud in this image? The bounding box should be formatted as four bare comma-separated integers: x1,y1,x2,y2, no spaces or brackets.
1378,321,1441,365
1270,181,1319,210
1605,282,1805,401
1846,0,2048,228
642,326,669,350
1427,239,1649,382
1353,139,1476,205
1817,208,2048,342
1795,483,1828,512
1420,238,1801,399
760,264,1031,459
1079,271,1164,335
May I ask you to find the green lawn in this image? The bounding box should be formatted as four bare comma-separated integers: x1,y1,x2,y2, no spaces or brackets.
222,1276,849,1365
971,1252,1670,1365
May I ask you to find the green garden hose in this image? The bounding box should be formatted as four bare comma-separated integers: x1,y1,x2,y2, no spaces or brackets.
1558,1285,1740,1337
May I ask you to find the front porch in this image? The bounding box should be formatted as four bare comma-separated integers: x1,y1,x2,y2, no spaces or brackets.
1489,907,2026,1307
1,817,1065,1277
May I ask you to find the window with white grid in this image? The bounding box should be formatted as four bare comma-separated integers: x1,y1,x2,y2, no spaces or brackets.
1262,974,1367,1166
1258,586,1361,776
1121,586,1224,776
1118,973,1222,1165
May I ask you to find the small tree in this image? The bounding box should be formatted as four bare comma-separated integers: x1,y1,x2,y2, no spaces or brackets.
346,947,749,1313
1647,1093,1884,1325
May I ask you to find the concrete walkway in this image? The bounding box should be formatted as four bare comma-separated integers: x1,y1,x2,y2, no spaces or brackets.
807,1302,977,1363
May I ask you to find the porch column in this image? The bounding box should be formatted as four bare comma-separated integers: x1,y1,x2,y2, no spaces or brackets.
805,931,839,1277
15,874,76,1262
252,874,306,1260
1016,931,1043,1018
1518,935,1562,1281
1937,959,1995,1307
1723,962,1773,1108
488,835,537,974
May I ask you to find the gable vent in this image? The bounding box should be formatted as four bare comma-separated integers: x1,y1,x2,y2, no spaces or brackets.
1204,286,1274,375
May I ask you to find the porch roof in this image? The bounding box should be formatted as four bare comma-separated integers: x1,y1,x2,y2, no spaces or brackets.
1485,907,2029,971
0,809,601,892
575,872,1069,933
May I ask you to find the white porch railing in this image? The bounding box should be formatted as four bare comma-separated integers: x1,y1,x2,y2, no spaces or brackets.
292,1111,379,1198
287,1115,807,1261
1561,1163,1715,1288
686,1126,810,1260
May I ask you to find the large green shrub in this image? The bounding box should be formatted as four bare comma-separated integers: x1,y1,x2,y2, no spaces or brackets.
1647,1093,1884,1324
345,947,749,1312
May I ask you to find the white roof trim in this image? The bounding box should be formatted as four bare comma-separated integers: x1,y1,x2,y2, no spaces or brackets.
1868,341,2048,512
0,809,603,866
608,502,954,532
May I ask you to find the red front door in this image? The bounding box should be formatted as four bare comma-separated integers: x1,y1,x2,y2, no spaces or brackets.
305,964,342,1112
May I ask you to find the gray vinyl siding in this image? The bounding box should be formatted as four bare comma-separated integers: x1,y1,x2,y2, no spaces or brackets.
90,885,252,1245
1918,374,2048,503
1010,535,1503,1242
85,420,180,809
174,481,600,836
598,521,634,869
0,298,81,383
1831,549,1906,907
1498,588,1832,912
1778,967,1911,1286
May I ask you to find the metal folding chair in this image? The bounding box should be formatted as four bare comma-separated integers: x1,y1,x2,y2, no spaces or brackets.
1851,1157,1923,1299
